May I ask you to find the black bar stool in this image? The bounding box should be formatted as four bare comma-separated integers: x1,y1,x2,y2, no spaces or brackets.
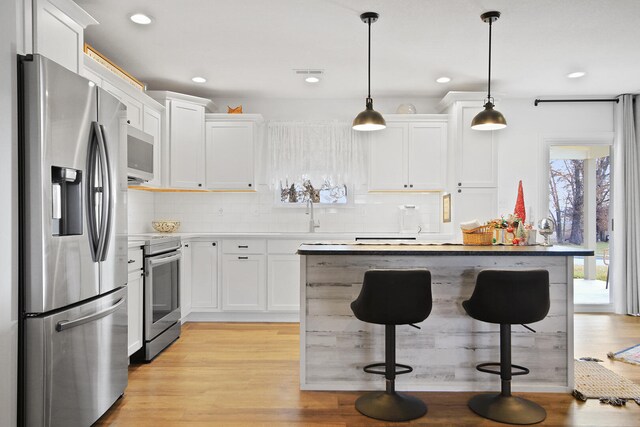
350,269,432,422
462,269,550,425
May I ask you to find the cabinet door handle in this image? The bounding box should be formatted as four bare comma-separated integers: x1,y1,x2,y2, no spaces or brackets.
409,184,413,188
127,120,131,124
127,259,135,264
184,244,189,248
458,189,462,193
198,183,202,187
248,183,252,187
212,242,216,246
238,256,248,260
458,182,462,186
404,184,408,188
238,245,249,248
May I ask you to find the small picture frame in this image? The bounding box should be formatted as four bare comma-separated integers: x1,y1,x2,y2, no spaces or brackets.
442,193,451,223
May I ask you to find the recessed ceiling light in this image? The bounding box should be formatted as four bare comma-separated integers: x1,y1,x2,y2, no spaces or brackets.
191,76,207,83
436,77,451,83
567,71,586,79
130,13,152,25
295,69,323,84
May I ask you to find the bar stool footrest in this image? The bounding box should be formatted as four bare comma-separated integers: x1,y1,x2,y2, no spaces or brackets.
363,362,413,376
476,362,530,376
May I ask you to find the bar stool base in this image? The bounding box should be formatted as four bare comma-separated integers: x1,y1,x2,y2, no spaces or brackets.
468,393,546,425
355,391,427,421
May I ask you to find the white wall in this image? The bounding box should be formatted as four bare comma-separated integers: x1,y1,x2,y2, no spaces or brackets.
1,0,18,425
495,99,614,229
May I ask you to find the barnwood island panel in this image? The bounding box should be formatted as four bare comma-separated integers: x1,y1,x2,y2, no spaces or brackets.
297,243,593,392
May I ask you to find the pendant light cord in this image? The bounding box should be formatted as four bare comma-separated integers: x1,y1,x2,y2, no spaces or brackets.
367,18,372,100
487,18,492,101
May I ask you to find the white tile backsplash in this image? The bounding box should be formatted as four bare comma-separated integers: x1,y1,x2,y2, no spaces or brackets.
128,189,155,233
150,189,443,235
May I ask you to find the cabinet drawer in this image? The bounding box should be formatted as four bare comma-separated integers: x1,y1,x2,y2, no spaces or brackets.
222,239,266,254
127,248,143,272
267,240,303,255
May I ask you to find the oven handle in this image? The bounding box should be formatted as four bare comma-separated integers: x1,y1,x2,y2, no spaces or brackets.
148,252,181,268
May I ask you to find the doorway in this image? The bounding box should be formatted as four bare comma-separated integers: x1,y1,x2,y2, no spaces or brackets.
546,143,613,311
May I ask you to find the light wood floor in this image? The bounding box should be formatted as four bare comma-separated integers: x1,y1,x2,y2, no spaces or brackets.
96,314,640,426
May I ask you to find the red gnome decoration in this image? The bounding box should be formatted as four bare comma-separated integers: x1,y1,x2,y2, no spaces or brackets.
514,180,526,223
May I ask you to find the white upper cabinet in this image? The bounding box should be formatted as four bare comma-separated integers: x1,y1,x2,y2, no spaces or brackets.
147,91,216,189
369,122,406,191
407,121,448,190
369,115,448,191
101,80,144,130
30,0,98,73
204,115,263,191
143,106,163,187
455,102,497,188
438,94,498,189
170,100,205,188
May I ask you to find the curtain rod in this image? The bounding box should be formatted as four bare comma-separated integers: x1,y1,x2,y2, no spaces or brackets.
534,98,619,106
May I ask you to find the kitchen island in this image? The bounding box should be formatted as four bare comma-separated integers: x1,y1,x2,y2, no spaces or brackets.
297,243,593,393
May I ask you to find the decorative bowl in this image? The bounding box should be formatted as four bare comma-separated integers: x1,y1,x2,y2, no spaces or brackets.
152,220,180,233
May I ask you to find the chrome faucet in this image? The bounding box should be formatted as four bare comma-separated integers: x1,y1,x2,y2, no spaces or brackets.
306,199,320,232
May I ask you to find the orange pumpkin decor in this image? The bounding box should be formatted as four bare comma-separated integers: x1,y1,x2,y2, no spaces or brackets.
227,105,243,114
514,180,526,223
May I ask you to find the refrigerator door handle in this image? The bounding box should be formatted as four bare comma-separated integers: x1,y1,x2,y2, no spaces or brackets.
86,122,101,261
95,123,113,262
55,297,126,332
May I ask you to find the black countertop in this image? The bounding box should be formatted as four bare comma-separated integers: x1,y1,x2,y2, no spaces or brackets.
297,243,594,256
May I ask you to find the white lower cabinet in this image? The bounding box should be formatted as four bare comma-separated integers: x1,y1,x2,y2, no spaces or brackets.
179,241,192,318
127,271,143,356
183,237,301,320
267,254,300,311
127,246,144,357
190,240,219,310
222,254,266,311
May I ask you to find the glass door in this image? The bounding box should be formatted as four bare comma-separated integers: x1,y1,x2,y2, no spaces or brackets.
548,145,611,308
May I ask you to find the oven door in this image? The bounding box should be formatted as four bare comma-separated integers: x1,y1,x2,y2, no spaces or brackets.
145,251,181,341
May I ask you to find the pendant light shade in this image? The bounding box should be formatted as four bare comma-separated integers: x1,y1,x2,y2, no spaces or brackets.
353,12,386,131
472,11,507,131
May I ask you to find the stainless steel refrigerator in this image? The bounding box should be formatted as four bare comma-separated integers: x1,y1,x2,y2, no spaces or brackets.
18,54,129,427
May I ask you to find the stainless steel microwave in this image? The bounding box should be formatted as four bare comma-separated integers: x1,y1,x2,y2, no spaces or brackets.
127,125,154,182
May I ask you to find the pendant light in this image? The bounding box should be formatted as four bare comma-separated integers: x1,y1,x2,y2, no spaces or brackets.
353,12,386,131
471,11,507,131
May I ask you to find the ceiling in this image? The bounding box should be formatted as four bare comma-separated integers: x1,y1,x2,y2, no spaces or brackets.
76,0,640,100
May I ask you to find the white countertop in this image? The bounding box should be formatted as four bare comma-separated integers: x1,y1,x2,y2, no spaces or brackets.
128,231,452,242
128,239,146,249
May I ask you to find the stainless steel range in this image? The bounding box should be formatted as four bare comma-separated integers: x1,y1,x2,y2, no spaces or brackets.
131,235,181,362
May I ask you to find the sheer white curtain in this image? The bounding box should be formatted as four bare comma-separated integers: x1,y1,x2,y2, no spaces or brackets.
614,94,640,314
267,121,366,188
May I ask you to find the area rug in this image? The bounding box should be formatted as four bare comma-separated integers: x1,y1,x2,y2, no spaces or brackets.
573,360,640,406
608,344,640,366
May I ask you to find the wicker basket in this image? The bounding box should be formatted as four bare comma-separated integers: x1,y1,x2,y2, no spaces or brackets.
461,225,493,246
